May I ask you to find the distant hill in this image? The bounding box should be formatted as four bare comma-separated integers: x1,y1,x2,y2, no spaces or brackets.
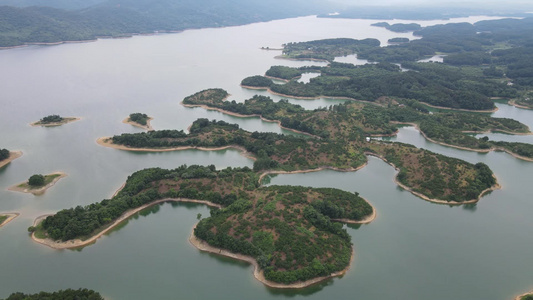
0,0,332,47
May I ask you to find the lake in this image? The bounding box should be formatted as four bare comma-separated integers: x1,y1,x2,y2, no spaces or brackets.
0,15,531,300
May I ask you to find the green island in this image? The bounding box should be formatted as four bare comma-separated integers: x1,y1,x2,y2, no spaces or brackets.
30,114,80,127
2,288,103,300
124,113,153,131
184,89,533,161
32,164,373,286
8,172,67,195
275,18,533,111
0,148,22,169
371,22,421,32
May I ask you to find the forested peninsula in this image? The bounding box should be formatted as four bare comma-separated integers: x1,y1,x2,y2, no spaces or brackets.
32,165,374,286
185,89,533,161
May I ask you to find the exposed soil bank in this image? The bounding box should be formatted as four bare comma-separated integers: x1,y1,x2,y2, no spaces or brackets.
0,151,22,169
0,213,19,228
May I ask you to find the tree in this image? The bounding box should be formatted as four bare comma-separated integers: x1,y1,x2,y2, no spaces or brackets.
28,174,45,186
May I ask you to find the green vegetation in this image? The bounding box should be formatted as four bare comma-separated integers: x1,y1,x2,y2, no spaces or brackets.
521,294,533,300
109,115,497,202
0,149,10,161
183,88,529,142
0,215,7,226
241,75,274,88
371,22,421,32
4,288,103,300
39,115,63,124
366,142,496,201
111,118,367,172
281,38,380,62
0,0,328,47
514,91,533,109
278,18,533,111
265,66,304,80
19,173,62,190
388,37,409,43
38,164,372,284
129,113,149,126
264,59,517,110
28,174,45,186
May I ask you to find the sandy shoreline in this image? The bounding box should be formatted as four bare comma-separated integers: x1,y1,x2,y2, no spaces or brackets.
189,223,354,289
390,122,533,162
122,116,154,131
0,151,22,169
273,55,330,63
365,152,501,205
8,172,67,195
181,102,319,138
258,163,367,183
96,137,257,160
30,117,81,127
0,213,19,228
509,99,533,110
419,102,498,113
515,291,533,300
31,198,222,250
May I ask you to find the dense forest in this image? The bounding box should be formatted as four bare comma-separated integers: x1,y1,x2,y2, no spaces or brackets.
128,113,149,126
184,88,532,160
279,18,533,110
37,164,372,284
255,62,518,110
0,0,328,47
370,22,421,32
108,115,497,202
39,115,63,124
3,288,103,300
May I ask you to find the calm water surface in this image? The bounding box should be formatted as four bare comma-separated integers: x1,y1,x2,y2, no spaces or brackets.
0,15,531,300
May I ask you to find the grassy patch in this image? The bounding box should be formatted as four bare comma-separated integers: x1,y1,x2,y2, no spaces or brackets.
19,174,61,190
